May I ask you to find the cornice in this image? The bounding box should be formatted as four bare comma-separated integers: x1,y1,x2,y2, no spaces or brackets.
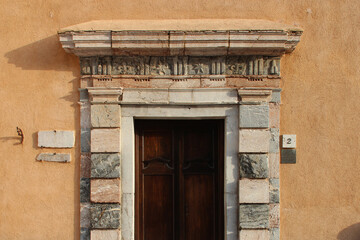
58,20,302,57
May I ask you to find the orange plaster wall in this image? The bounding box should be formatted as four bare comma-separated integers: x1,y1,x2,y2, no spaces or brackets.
0,0,359,239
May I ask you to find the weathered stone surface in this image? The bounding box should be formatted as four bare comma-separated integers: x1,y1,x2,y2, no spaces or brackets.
269,153,280,178
80,89,89,102
79,55,281,76
269,204,280,228
239,154,268,178
239,230,270,240
81,153,91,178
270,228,280,240
239,105,269,128
91,230,120,240
81,129,91,152
80,178,90,203
81,228,90,240
270,89,281,103
36,153,70,163
269,179,280,203
239,204,269,229
91,104,120,128
80,102,91,129
91,129,120,153
239,179,269,203
90,204,121,229
239,130,270,153
91,179,121,203
269,128,279,153
269,103,280,128
91,154,120,178
81,203,91,228
38,130,75,148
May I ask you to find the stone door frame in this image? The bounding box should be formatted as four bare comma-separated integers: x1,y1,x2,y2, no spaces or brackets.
59,19,302,240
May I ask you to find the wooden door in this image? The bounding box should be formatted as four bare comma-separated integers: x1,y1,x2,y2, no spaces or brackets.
135,120,224,240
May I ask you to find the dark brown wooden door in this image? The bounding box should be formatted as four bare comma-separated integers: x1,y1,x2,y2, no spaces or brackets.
135,120,224,240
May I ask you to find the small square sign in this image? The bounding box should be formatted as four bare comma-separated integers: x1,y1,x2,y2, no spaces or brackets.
281,149,296,164
282,134,296,148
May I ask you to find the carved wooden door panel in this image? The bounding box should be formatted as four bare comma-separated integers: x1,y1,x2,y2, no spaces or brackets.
135,120,224,240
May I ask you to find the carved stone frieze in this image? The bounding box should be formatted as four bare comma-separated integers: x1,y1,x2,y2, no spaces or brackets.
80,56,280,76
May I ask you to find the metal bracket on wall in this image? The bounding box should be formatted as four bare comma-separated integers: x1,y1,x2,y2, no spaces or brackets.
16,127,24,144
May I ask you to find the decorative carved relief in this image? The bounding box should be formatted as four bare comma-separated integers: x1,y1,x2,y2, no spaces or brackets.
80,56,280,76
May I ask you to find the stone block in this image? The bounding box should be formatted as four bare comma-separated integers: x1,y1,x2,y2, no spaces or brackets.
36,153,70,163
239,105,269,128
90,204,121,229
80,178,90,203
80,228,90,240
270,228,279,240
269,179,280,203
269,204,280,228
269,153,280,178
239,230,270,240
91,179,121,203
81,203,91,228
239,179,269,203
239,154,268,179
80,102,91,129
91,154,120,178
91,104,120,128
239,204,269,229
269,128,279,153
38,130,75,148
79,89,89,102
269,103,280,128
81,129,91,152
91,129,120,153
239,130,270,153
91,230,120,240
270,89,281,103
81,153,91,178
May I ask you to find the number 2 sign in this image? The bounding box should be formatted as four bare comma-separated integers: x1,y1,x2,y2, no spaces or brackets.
282,134,296,148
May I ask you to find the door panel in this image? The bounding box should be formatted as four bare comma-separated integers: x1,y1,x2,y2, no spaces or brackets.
143,175,174,240
135,120,224,240
184,174,215,240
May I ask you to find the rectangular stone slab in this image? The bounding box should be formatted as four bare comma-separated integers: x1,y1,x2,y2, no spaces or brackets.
91,230,120,240
239,154,269,178
239,179,269,203
36,153,70,163
240,230,270,240
91,129,120,153
91,154,120,178
239,105,269,128
38,130,75,148
239,204,269,229
91,104,120,128
90,204,121,229
91,179,121,203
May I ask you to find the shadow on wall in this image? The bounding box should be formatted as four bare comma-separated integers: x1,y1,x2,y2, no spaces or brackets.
4,34,81,240
338,223,360,240
4,34,78,72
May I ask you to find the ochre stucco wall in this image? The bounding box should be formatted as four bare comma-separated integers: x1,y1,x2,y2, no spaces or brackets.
0,1,359,239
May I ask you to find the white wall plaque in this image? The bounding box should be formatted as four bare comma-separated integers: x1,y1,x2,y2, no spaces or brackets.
282,134,296,148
